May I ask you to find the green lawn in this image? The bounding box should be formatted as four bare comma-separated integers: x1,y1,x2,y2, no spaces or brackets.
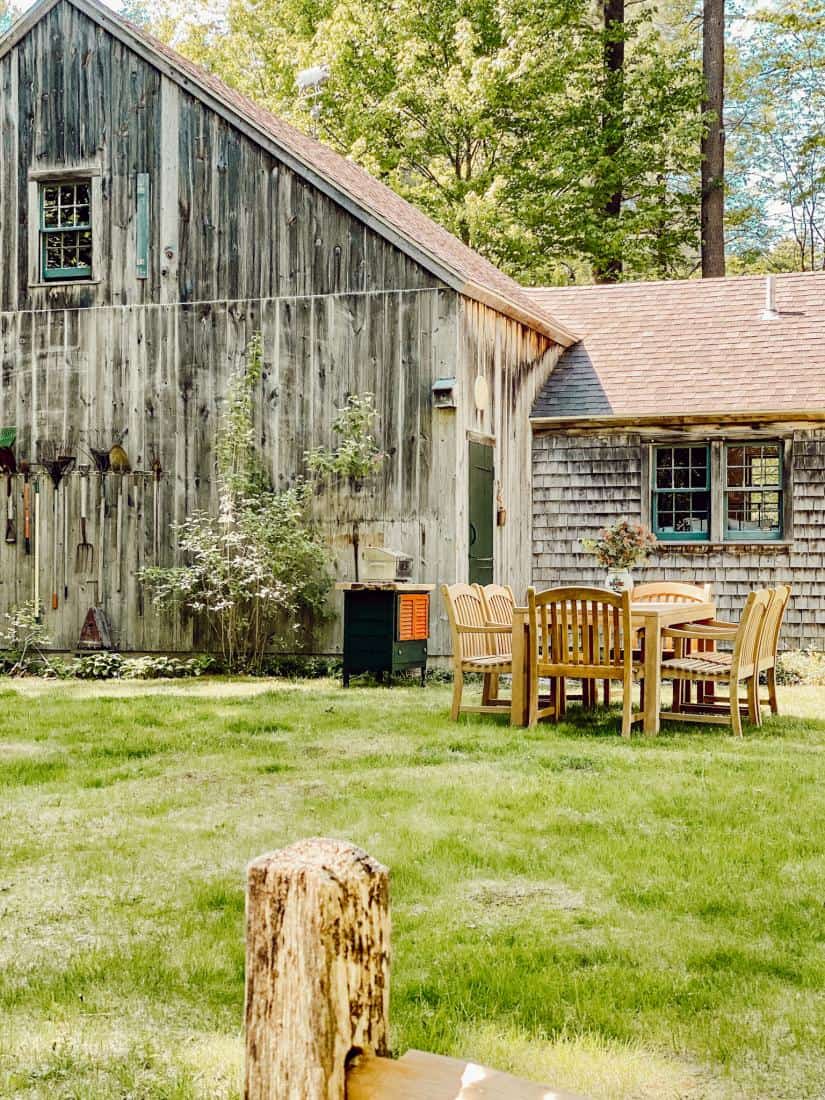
1,678,824,1099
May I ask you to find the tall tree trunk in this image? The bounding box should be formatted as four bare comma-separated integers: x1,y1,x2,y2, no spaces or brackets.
594,0,625,283
701,0,725,277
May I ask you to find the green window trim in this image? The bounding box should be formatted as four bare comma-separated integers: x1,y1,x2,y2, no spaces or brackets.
39,180,93,281
724,441,783,541
652,444,711,542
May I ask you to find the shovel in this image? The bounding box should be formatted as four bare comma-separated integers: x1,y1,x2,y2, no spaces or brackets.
4,475,15,544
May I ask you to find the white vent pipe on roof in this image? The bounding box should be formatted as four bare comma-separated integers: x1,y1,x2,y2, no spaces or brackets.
762,274,779,320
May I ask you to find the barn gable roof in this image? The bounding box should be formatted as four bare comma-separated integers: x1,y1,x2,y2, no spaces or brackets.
0,0,576,347
528,272,825,423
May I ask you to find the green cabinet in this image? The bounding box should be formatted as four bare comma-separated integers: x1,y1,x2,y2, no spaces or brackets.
338,583,433,686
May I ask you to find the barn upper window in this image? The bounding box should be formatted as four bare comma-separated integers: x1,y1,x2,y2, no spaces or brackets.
40,181,93,281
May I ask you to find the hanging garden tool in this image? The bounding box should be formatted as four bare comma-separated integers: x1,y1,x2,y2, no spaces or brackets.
39,441,75,611
151,455,162,566
5,475,15,544
109,443,130,594
33,477,41,614
75,465,94,573
86,442,110,603
21,462,31,554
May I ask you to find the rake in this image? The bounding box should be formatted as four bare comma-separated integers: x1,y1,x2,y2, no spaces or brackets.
38,440,76,610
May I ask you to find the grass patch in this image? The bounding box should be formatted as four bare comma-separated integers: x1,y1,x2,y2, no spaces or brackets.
0,677,824,1098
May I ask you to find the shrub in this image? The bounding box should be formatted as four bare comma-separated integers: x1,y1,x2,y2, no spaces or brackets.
123,655,213,680
0,602,51,676
775,650,825,686
74,652,126,680
140,334,332,673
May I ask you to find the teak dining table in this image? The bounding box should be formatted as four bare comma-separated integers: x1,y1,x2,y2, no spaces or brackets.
510,598,717,735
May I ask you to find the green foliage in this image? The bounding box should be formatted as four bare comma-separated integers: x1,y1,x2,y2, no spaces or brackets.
147,0,704,282
727,0,825,271
305,392,385,482
0,0,18,34
775,648,825,686
0,602,50,675
73,653,127,680
141,335,331,672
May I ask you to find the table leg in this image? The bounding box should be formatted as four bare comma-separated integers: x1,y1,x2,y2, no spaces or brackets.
643,619,662,736
510,613,528,727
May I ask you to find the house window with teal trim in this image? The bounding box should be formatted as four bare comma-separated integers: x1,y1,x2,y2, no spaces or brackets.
40,181,92,280
725,442,783,540
653,445,710,540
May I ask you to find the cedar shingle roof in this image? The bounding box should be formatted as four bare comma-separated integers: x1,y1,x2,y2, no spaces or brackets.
528,273,825,420
0,0,576,346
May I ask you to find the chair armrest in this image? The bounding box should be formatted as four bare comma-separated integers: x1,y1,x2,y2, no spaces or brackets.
456,624,511,635
667,625,738,641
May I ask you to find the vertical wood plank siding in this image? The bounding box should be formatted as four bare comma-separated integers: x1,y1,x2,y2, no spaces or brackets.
0,0,560,655
532,429,825,649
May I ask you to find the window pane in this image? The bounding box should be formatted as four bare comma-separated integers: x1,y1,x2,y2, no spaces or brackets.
727,490,782,536
674,466,690,488
674,447,690,468
726,442,781,489
656,465,673,489
45,234,63,268
59,185,75,208
75,182,90,207
42,188,59,227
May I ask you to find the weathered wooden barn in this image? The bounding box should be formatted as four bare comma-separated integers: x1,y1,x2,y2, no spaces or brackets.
0,0,576,655
528,274,825,648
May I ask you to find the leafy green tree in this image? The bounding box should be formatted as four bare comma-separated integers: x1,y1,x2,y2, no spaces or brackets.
728,0,825,271
151,0,704,282
0,0,19,34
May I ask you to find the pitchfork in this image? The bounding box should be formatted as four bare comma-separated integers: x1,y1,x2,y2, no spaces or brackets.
75,468,95,573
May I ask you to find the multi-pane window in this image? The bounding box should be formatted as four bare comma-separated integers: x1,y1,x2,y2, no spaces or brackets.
40,181,92,280
725,443,783,540
652,445,710,541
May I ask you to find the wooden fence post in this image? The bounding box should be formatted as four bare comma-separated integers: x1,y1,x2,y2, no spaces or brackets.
244,837,390,1100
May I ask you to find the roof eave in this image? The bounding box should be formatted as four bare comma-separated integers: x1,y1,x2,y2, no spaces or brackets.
530,409,825,431
460,281,578,346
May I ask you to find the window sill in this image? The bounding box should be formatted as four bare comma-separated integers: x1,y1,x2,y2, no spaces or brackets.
28,278,101,289
655,540,793,551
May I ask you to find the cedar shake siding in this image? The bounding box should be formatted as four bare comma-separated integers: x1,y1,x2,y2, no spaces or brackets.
532,429,825,649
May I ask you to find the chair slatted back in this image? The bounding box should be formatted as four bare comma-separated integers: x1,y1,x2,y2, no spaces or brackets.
477,583,515,657
528,586,632,675
731,589,772,679
758,585,791,667
632,582,712,604
441,582,490,660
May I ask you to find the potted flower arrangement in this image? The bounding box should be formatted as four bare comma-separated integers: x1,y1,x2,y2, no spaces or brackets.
582,519,657,594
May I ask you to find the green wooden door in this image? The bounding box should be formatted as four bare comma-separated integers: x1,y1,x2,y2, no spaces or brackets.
468,441,494,584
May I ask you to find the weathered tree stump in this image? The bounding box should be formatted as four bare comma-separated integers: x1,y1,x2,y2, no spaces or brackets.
244,837,390,1100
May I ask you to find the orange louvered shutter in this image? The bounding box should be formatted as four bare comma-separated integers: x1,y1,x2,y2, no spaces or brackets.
397,594,429,641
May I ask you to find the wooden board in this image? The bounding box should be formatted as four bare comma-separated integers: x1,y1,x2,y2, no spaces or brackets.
347,1050,585,1099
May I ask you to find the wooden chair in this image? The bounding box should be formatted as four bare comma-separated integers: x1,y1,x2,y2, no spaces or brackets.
441,583,513,721
659,589,772,736
614,581,714,707
476,583,516,708
689,585,791,719
527,586,639,737
758,584,792,717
